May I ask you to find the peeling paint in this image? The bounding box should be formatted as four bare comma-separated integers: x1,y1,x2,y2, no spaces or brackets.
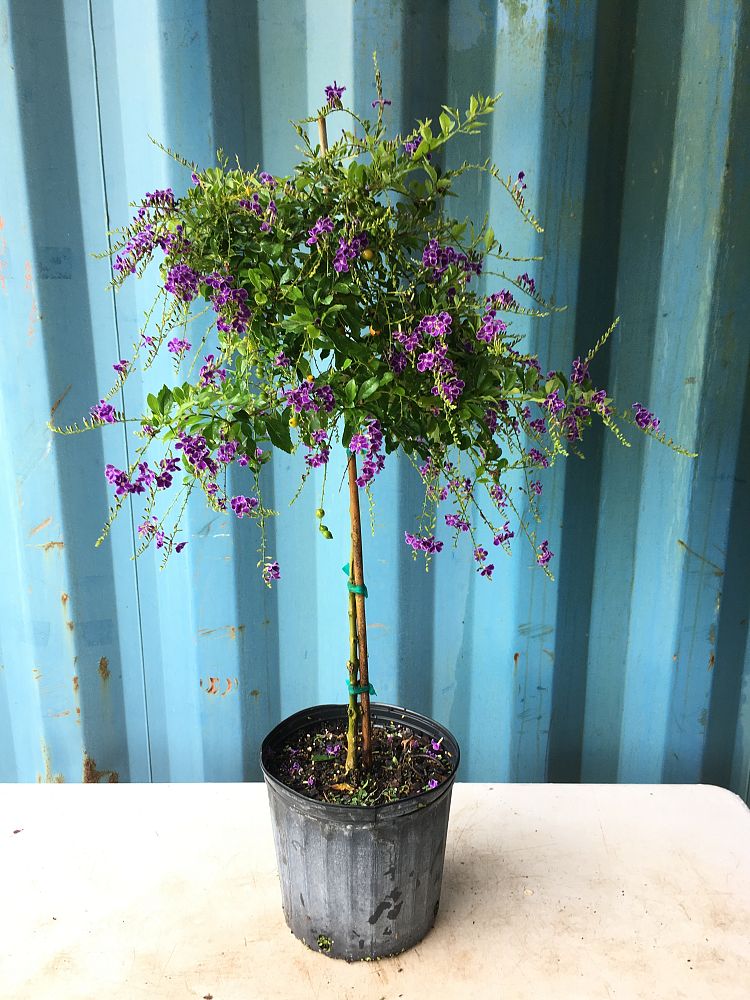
32,667,42,681
29,517,52,536
98,656,110,681
82,753,119,783
72,675,79,693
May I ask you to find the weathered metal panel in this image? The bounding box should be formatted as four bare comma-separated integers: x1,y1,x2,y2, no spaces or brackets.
1,0,748,799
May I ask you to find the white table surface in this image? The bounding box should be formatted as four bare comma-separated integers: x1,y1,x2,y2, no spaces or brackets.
1,782,749,999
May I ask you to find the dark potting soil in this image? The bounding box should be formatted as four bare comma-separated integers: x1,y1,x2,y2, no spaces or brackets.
264,718,456,806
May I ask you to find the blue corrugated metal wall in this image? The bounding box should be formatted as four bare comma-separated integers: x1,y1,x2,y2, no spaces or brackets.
1,0,748,795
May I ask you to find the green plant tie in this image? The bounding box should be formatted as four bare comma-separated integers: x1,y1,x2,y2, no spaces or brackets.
342,562,368,598
347,679,377,696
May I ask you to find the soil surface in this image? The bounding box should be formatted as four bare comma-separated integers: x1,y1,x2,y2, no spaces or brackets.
264,717,456,806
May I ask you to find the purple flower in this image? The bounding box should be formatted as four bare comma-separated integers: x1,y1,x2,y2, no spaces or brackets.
167,337,191,357
528,448,549,469
217,440,239,463
144,188,175,208
529,417,547,435
306,216,334,246
371,98,392,108
427,778,439,790
493,522,514,546
324,81,345,108
518,272,536,294
164,263,201,302
263,561,281,585
544,390,566,416
352,419,386,488
479,563,495,579
104,464,133,496
474,546,488,562
445,513,470,532
199,354,228,387
530,481,543,496
230,494,259,518
112,359,129,377
191,172,201,185
258,171,277,188
490,484,508,507
90,400,117,424
632,402,660,432
175,541,187,553
571,356,589,384
274,351,291,367
404,532,443,554
537,539,553,567
349,433,370,454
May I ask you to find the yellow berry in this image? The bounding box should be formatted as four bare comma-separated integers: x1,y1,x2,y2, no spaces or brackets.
362,248,375,261
315,508,325,519
289,416,299,427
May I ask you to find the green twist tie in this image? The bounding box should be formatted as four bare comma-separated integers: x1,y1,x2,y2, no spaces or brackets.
347,679,378,696
342,562,368,598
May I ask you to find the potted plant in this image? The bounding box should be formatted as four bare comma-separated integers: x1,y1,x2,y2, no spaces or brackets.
52,61,690,961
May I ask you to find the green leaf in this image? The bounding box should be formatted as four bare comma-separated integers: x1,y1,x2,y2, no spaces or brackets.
358,376,380,402
263,414,294,453
345,378,357,403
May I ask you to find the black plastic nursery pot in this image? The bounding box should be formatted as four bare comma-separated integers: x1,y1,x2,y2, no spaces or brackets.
260,702,460,961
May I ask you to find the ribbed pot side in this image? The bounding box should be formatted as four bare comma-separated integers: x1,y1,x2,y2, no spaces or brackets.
261,703,460,961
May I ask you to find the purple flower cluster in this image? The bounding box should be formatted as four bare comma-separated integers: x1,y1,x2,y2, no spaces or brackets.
199,354,228,387
490,483,508,508
528,448,549,469
518,272,536,295
417,312,453,338
477,299,508,343
258,172,277,188
488,289,517,311
263,561,281,585
144,188,175,209
393,328,420,352
404,531,443,553
431,375,465,405
175,432,218,476
571,356,589,384
284,380,335,414
167,337,191,358
204,271,252,334
90,400,117,424
632,402,660,431
334,232,369,273
352,419,385,488
403,133,429,158
592,389,612,416
113,224,155,275
306,216,334,246
305,429,330,469
537,539,553,567
230,494,259,518
112,359,129,377
529,417,547,435
445,513,470,532
165,263,201,302
325,81,345,108
493,522,514,546
422,239,482,282
274,351,291,368
385,348,408,374
544,390,566,415
216,439,239,463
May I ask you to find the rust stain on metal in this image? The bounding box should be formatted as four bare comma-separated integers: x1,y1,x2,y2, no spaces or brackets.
513,651,520,672
37,540,64,553
72,675,79,693
50,384,72,419
82,753,119,784
198,624,246,639
250,688,260,699
98,656,110,681
708,652,715,671
206,676,219,695
39,741,64,783
222,677,233,696
66,620,74,631
61,592,69,606
32,667,42,681
29,517,52,536
676,539,724,576
51,710,71,718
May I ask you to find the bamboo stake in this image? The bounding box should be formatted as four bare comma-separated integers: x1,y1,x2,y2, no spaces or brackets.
317,111,373,770
347,452,373,770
